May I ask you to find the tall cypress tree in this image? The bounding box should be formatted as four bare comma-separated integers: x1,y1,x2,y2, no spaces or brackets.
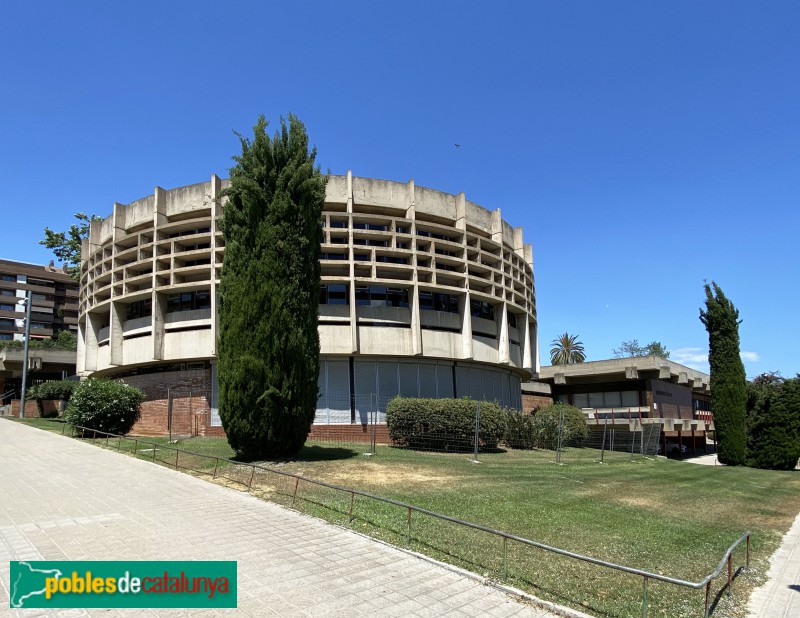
218,115,325,459
699,282,747,465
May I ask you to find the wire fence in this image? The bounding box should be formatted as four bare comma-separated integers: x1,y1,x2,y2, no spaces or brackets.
126,389,668,464
307,395,664,464
56,421,752,618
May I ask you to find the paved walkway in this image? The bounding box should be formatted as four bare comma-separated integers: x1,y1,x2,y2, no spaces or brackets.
0,421,565,618
748,511,800,618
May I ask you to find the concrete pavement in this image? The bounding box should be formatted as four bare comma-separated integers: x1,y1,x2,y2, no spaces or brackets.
748,511,800,618
0,420,568,618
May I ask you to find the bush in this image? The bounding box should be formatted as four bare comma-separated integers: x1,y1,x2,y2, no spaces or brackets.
502,410,537,450
386,397,505,451
531,403,588,449
27,380,77,418
746,374,800,470
64,379,145,435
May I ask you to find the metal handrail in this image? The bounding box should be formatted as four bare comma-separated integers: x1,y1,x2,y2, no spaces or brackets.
63,423,750,617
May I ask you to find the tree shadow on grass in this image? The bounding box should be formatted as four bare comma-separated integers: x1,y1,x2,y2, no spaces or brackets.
233,445,361,464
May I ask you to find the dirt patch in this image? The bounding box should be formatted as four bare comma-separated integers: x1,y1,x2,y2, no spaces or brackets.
291,461,463,489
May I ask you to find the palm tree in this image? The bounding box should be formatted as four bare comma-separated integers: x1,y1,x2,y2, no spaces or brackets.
550,332,586,365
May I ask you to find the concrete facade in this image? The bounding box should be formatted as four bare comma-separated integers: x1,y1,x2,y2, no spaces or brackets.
526,357,713,455
78,173,537,427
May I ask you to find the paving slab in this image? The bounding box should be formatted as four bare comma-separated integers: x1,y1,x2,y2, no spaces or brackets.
747,511,800,618
0,421,567,618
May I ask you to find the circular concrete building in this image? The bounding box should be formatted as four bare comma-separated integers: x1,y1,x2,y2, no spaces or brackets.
78,173,538,433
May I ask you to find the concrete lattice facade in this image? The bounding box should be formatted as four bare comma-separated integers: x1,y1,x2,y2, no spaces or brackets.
78,173,537,425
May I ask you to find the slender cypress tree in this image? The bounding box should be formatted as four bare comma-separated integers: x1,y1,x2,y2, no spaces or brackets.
699,282,747,465
218,115,325,459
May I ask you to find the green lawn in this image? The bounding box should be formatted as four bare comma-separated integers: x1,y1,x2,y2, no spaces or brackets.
8,417,799,618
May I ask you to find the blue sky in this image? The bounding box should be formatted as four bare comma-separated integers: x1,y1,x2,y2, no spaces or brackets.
2,2,798,377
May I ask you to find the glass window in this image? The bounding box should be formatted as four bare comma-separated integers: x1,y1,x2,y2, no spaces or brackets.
604,391,622,408
167,291,210,313
573,393,589,408
126,298,152,321
621,391,639,407
320,284,348,305
507,312,517,329
470,299,495,320
588,392,605,408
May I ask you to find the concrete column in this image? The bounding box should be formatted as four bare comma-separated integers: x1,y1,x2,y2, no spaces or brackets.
498,302,510,365
405,178,415,220
459,292,473,360
76,319,87,374
345,171,358,354
152,291,166,361
109,300,124,366
490,209,503,245
410,282,422,356
455,193,467,232
84,313,101,372
210,174,222,357
522,318,533,372
513,227,524,259
346,170,353,215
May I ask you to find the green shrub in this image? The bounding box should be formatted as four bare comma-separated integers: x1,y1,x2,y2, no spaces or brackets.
501,409,537,450
64,379,145,435
531,403,588,448
31,380,77,402
386,397,505,451
746,374,800,470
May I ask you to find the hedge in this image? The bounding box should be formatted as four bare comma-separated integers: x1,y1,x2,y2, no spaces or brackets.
386,397,505,451
64,379,145,435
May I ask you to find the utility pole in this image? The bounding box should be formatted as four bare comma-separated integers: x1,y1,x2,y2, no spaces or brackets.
19,290,32,419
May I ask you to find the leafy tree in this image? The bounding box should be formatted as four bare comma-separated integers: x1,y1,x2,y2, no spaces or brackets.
40,212,101,280
613,339,670,358
746,373,800,470
550,332,586,365
64,379,144,435
218,115,326,460
700,282,747,465
531,403,588,448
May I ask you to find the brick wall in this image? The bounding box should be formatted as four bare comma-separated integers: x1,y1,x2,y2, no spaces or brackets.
522,393,552,413
308,423,392,444
9,399,59,418
120,369,213,437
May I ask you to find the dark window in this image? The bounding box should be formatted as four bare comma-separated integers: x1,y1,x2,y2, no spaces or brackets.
181,258,211,267
126,298,152,321
0,290,14,296
376,255,408,264
353,223,388,231
1,275,16,282
419,292,459,314
396,225,409,234
0,333,12,340
167,291,211,313
507,312,517,329
329,220,347,229
320,284,348,305
0,304,14,311
355,286,408,308
0,318,15,328
320,252,347,260
470,299,495,320
169,227,210,238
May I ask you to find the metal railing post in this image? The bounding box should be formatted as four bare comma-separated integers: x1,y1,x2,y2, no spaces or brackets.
641,576,648,618
704,581,711,617
600,417,608,463
348,491,355,522
212,458,219,479
727,553,733,596
175,449,179,469
556,407,564,463
152,443,157,461
472,402,481,463
292,477,300,506
407,507,412,545
503,536,508,581
248,466,255,490
746,533,750,570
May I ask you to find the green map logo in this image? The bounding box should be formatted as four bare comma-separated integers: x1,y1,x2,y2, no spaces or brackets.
9,561,237,608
